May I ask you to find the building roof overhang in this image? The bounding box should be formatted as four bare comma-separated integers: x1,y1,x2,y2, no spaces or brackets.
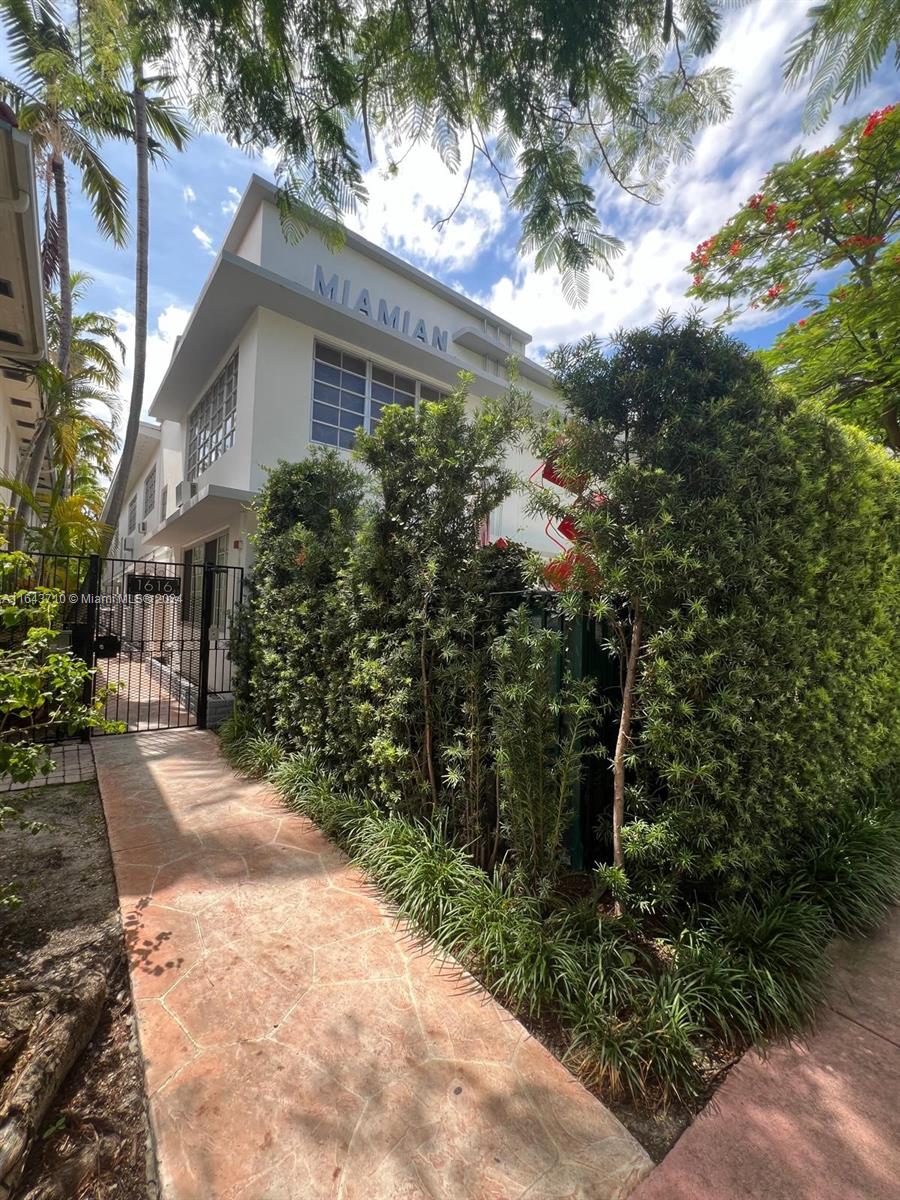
150,252,555,421
224,175,534,345
0,122,46,361
143,483,255,546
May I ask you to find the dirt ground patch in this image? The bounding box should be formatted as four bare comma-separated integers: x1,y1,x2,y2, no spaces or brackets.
0,779,151,1200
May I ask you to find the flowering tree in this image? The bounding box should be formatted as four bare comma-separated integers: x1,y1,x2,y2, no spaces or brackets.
685,104,899,447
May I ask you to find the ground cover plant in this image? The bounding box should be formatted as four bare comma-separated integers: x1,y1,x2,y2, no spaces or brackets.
226,326,900,1115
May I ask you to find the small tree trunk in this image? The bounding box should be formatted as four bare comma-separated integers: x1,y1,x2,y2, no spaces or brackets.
52,158,72,377
100,69,148,549
12,158,71,549
0,973,106,1199
882,404,900,453
612,602,643,891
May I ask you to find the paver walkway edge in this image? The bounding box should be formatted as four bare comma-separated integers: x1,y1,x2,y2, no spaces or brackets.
631,910,900,1200
95,729,652,1200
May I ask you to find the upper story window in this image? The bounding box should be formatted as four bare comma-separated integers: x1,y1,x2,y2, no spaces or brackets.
127,494,137,534
160,485,168,520
311,341,446,451
143,465,156,517
187,352,238,480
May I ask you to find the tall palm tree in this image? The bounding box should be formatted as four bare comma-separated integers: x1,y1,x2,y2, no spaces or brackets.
84,2,190,545
0,0,129,543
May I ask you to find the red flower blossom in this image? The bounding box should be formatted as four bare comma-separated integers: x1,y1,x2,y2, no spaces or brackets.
728,240,742,257
764,203,778,224
748,193,764,209
785,219,797,234
862,105,895,137
692,273,703,287
838,234,885,249
766,284,784,300
797,319,806,327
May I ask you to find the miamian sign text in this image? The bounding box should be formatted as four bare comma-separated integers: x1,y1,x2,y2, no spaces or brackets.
314,265,449,352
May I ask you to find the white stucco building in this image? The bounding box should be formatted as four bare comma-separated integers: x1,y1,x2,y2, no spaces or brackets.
1,117,46,505
106,174,561,576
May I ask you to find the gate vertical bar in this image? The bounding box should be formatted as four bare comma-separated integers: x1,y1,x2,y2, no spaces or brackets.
196,562,214,730
78,554,101,741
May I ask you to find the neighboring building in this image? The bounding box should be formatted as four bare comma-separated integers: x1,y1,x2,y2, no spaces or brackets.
109,173,561,578
0,116,47,505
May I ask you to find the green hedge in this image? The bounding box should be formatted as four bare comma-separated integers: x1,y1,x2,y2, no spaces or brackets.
538,316,900,903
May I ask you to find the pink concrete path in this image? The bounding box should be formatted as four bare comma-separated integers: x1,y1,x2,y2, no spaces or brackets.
94,730,651,1200
633,910,900,1200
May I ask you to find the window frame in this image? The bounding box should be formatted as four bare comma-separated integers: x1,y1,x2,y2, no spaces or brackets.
186,352,238,481
127,494,137,534
309,340,447,451
143,465,157,518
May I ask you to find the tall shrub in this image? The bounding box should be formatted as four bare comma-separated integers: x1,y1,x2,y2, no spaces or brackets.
235,450,364,740
490,607,596,895
233,382,532,860
534,315,900,907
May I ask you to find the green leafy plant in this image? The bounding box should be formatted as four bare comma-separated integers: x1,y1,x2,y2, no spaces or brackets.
489,607,597,895
685,105,899,447
533,315,900,906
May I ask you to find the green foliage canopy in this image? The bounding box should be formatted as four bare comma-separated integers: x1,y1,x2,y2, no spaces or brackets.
533,316,900,907
685,104,899,446
154,0,732,301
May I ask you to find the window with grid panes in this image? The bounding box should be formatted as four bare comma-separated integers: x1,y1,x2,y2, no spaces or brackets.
311,343,367,449
370,364,415,428
187,352,238,480
143,465,156,517
311,341,448,449
127,494,137,533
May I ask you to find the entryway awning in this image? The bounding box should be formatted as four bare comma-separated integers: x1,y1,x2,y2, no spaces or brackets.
143,483,256,547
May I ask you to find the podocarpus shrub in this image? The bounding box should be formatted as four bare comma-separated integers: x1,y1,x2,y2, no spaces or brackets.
234,383,536,865
534,315,900,908
489,607,597,896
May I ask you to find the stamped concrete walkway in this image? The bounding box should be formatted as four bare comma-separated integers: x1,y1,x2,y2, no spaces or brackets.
94,730,651,1200
633,910,900,1200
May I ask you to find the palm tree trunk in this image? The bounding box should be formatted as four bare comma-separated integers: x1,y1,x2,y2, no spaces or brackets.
53,157,72,376
100,68,148,550
12,158,72,549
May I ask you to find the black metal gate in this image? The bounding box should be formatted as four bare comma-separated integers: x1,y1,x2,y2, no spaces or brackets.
19,552,243,734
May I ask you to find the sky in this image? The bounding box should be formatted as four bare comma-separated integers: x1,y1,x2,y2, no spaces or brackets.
1,0,895,430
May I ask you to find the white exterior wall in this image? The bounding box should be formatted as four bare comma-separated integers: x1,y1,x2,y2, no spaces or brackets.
143,181,564,568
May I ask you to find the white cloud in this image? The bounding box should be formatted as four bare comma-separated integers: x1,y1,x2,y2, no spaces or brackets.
111,304,192,420
191,224,215,254
221,185,242,216
346,133,506,274
182,185,196,204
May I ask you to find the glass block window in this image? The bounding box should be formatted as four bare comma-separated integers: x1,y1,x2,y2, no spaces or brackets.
127,494,137,533
311,341,447,450
370,365,415,428
143,465,156,517
160,485,168,520
311,343,367,450
187,352,238,480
